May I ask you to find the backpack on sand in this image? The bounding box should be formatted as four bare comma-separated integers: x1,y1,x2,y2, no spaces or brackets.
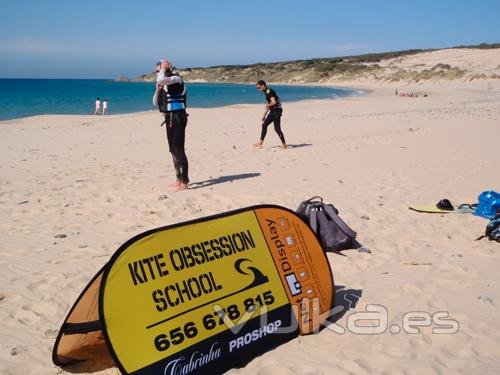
297,196,357,252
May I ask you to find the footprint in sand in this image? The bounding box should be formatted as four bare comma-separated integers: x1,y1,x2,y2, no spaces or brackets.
471,337,500,358
23,302,58,318
9,345,28,357
400,283,425,296
1,293,22,303
12,308,41,326
477,295,494,305
27,277,56,292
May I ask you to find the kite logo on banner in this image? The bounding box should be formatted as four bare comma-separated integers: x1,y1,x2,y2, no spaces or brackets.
53,205,334,375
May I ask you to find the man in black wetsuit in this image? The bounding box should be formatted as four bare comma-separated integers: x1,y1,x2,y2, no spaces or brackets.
254,80,287,149
153,59,189,191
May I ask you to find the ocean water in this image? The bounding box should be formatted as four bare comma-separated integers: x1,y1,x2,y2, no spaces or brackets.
0,79,364,121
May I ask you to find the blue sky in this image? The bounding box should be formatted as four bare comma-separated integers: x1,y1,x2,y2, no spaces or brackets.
0,0,499,78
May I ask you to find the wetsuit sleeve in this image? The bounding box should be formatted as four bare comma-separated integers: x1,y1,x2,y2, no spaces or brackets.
157,68,183,85
152,90,158,107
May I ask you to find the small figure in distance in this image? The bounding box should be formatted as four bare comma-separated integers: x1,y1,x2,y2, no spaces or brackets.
95,98,101,115
102,98,108,115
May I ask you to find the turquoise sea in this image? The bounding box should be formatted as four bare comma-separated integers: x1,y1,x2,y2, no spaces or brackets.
0,79,364,121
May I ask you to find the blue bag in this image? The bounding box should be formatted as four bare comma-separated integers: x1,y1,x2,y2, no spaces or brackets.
474,191,500,219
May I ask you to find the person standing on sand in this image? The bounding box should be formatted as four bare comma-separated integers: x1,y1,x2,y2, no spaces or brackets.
254,80,287,149
95,98,101,115
102,99,108,115
153,59,189,191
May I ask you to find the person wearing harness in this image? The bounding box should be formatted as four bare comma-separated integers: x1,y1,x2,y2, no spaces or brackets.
254,80,287,149
153,59,189,191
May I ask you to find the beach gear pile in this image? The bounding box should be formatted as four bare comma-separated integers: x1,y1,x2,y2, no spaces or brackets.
409,190,500,243
475,191,500,243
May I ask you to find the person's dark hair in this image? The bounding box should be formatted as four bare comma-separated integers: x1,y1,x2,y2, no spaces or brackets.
104,98,107,101
96,98,100,100
256,80,266,86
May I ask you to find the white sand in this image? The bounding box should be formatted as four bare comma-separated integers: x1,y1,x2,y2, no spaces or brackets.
1,51,500,374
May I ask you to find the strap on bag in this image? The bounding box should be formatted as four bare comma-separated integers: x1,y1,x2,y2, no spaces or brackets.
323,205,357,238
309,209,318,233
306,196,323,204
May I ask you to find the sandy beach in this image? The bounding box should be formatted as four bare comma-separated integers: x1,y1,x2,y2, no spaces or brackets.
2,54,500,373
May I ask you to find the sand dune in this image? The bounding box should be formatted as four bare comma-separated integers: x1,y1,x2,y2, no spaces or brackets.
1,71,500,374
128,47,500,84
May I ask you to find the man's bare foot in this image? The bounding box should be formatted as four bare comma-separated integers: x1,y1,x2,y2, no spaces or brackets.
169,180,181,188
281,143,288,149
176,183,188,191
253,141,263,149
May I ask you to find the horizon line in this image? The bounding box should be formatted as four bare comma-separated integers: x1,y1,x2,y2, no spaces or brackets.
1,41,499,80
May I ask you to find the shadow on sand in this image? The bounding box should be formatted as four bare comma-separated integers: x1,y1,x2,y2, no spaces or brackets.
328,285,363,324
328,239,365,257
189,172,261,190
271,143,312,149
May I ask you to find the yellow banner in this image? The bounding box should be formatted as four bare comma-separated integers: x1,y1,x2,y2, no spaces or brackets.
102,210,290,373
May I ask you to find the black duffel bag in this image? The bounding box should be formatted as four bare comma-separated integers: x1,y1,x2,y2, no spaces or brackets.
297,196,357,252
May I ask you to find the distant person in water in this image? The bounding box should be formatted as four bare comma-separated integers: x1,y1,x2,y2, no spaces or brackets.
254,80,287,149
95,98,101,115
102,99,108,115
153,59,189,191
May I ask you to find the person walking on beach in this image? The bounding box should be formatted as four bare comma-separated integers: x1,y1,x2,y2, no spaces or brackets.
102,99,108,115
254,80,287,149
153,59,189,191
95,98,101,115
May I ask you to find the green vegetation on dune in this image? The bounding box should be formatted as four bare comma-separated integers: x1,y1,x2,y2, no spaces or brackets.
452,43,500,50
127,43,500,84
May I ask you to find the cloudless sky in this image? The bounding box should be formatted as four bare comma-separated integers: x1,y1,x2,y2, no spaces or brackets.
0,0,499,78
